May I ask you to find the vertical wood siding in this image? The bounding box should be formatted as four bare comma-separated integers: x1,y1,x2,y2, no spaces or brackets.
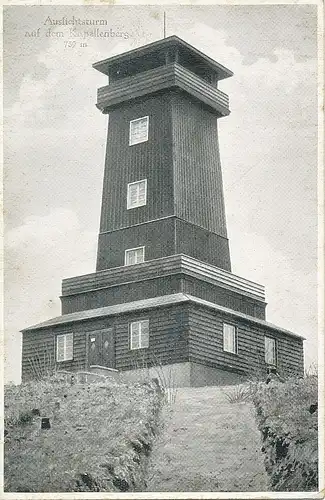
99,94,174,235
175,218,231,271
97,218,175,271
172,91,229,238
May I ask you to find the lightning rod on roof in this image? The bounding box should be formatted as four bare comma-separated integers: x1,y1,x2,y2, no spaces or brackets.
163,11,166,38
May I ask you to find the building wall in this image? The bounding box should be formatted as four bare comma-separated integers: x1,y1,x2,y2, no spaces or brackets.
172,91,228,239
61,274,182,314
182,275,266,319
61,272,264,317
188,304,304,379
97,216,231,272
22,304,190,381
175,218,231,271
98,94,174,236
97,218,175,271
22,303,304,382
97,89,231,272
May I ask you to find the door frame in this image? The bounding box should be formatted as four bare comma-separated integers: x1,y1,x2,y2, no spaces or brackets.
85,327,116,370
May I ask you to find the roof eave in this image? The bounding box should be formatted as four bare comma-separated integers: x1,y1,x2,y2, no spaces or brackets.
93,35,233,80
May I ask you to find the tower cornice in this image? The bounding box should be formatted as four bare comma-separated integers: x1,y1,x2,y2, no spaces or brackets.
93,35,233,81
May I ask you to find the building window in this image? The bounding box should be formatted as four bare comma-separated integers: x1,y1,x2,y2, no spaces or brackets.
56,333,73,362
265,336,276,365
130,320,149,350
125,246,145,266
129,116,149,146
223,323,237,354
127,179,147,209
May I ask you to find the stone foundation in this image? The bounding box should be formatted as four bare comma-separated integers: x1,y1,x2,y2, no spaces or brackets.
90,362,246,387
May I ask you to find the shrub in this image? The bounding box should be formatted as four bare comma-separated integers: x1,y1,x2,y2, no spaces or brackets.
253,376,318,491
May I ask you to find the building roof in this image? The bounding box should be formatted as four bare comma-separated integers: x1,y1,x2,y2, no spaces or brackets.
93,35,233,81
22,293,305,340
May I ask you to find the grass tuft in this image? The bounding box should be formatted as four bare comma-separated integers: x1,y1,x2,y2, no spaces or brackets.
223,384,252,404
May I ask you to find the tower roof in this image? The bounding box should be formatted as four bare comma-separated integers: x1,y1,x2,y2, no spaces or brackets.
93,35,233,81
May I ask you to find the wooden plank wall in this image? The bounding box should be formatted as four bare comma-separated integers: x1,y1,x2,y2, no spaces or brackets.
175,218,231,271
172,91,228,238
188,305,304,378
22,303,303,381
97,218,175,271
22,323,87,381
99,93,174,235
182,275,266,319
22,304,189,380
114,304,189,371
61,275,182,314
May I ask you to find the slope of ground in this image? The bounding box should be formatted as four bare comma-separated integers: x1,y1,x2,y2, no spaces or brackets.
4,373,163,492
146,385,268,491
253,376,318,491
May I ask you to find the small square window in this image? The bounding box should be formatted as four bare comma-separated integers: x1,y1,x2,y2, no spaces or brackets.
127,179,147,209
56,333,73,362
265,336,276,365
125,246,145,266
130,320,149,350
129,116,149,146
223,323,237,354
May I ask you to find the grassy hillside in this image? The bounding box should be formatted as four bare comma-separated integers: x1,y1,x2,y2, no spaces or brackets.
253,375,318,491
4,373,163,492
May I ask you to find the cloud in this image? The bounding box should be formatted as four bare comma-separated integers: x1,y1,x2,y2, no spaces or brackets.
5,208,97,383
4,15,318,383
230,230,317,369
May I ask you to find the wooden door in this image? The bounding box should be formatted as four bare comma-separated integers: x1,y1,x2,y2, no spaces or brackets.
88,329,115,368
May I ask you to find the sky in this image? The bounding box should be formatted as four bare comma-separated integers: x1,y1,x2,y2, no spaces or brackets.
3,4,318,384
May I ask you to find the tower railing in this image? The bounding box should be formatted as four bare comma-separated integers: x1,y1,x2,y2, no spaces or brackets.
96,63,230,116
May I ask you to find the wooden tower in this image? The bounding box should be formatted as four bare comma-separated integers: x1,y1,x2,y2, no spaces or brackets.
21,36,304,385
94,36,232,273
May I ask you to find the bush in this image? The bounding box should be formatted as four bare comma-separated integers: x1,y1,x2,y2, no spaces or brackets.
253,376,318,491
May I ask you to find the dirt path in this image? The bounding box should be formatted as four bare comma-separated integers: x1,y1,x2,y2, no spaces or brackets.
146,386,268,492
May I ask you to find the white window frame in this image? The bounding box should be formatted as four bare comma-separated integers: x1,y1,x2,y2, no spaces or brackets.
130,320,149,350
56,333,73,362
129,116,149,146
127,179,147,210
125,246,145,266
223,323,238,354
265,336,277,365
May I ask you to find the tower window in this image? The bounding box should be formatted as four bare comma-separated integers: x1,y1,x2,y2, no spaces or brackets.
223,323,237,354
129,116,149,146
130,320,149,350
125,246,145,266
265,336,276,365
127,179,147,209
56,333,73,362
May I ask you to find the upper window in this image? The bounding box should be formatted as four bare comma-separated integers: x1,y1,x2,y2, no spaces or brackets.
265,336,276,365
130,320,149,350
127,179,147,209
56,333,73,362
125,246,145,266
223,323,237,354
129,116,149,146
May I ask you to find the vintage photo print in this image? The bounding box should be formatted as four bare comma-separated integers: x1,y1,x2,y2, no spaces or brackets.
2,1,323,497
